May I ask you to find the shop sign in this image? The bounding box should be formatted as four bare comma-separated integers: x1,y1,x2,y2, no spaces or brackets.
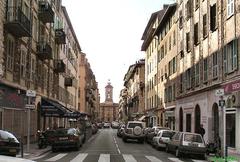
215,89,224,96
224,79,240,94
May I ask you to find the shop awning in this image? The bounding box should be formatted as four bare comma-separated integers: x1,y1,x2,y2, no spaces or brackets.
41,98,71,117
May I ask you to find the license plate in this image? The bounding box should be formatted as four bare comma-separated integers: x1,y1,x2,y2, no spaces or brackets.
188,143,198,147
9,149,16,153
59,137,68,140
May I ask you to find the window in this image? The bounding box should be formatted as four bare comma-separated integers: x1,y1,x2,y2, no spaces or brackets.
169,61,172,76
168,86,172,102
195,63,200,86
224,40,238,73
212,52,218,79
210,4,217,31
194,23,199,45
20,50,26,78
6,37,15,71
169,35,171,51
179,10,183,29
227,0,234,17
186,32,190,52
203,14,207,38
186,1,192,20
161,46,164,59
30,57,35,81
164,88,167,103
195,0,199,9
186,68,191,89
173,83,176,100
173,30,176,46
165,41,168,54
203,58,208,82
173,57,176,74
180,73,183,93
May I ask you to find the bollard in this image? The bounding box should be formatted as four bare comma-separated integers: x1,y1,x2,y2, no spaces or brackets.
21,139,23,158
225,145,228,162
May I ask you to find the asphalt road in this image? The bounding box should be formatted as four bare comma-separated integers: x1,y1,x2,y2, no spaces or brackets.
33,128,207,162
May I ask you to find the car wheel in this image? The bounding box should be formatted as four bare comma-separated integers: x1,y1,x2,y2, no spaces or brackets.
175,148,181,157
201,153,207,160
52,147,57,152
123,137,127,142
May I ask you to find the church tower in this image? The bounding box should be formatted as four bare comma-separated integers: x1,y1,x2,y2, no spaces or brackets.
105,80,113,102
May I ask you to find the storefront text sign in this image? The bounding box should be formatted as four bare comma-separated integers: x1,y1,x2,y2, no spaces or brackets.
224,79,240,94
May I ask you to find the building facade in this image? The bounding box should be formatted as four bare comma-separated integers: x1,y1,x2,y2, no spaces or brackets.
100,81,119,122
142,0,240,153
0,0,85,143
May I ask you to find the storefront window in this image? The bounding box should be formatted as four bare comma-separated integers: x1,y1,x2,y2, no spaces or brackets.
226,113,235,148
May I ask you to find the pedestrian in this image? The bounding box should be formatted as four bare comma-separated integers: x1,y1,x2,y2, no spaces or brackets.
197,124,205,138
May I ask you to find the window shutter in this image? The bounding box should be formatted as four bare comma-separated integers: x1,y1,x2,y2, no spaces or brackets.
233,39,238,70
223,47,228,74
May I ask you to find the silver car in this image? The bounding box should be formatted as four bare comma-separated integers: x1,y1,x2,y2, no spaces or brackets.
152,130,176,149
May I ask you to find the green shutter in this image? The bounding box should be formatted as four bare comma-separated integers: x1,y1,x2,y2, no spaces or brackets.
233,39,238,70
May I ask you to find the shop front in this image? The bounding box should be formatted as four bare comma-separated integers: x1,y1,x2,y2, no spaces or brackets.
164,107,175,130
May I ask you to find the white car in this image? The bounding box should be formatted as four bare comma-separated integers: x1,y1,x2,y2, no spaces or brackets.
152,130,176,149
103,122,111,128
0,155,36,162
122,121,145,143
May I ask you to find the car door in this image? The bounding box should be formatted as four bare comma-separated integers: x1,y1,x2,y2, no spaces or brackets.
168,132,180,151
153,131,161,146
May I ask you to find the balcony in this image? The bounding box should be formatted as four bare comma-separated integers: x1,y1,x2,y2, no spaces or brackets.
38,0,54,23
64,77,73,87
55,29,66,44
53,60,66,73
4,7,31,37
36,41,52,60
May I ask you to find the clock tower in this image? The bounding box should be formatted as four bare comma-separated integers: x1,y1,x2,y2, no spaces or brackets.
105,80,113,102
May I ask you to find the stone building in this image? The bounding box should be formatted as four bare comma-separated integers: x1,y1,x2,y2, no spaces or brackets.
122,59,145,122
100,81,118,122
0,0,82,143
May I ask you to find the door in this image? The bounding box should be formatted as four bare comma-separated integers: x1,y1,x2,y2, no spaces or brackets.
186,114,191,132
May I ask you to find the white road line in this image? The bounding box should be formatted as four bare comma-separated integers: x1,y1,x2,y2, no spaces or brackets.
192,160,207,162
168,157,184,162
122,154,137,162
30,152,51,160
98,154,110,162
45,153,67,161
145,155,163,162
70,153,88,162
113,136,121,154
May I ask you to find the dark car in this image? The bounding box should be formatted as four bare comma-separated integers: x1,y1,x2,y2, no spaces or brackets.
117,124,125,137
51,128,84,152
0,130,20,157
166,131,206,159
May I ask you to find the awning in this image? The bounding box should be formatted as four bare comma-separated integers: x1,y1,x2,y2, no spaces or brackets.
41,98,71,117
138,115,146,121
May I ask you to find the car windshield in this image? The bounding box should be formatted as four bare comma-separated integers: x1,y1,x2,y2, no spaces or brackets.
184,134,203,143
54,128,76,135
128,123,142,128
0,130,19,143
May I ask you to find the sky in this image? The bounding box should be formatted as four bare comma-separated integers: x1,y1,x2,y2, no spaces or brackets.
62,0,174,103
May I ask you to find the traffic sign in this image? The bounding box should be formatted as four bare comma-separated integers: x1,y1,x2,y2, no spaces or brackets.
26,90,36,97
25,104,35,109
215,89,224,97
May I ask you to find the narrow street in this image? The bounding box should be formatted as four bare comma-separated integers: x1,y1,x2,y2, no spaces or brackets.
33,129,207,162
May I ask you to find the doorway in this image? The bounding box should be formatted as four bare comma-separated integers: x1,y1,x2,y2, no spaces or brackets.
195,105,201,133
179,107,183,131
186,114,191,132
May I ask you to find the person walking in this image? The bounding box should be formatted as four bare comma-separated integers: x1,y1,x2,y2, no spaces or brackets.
197,124,205,138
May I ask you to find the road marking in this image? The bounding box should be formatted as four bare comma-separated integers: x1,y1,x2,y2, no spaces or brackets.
113,136,121,154
45,153,67,161
30,152,51,160
192,160,207,162
168,157,184,162
98,154,110,162
145,155,162,162
70,153,88,162
122,154,137,162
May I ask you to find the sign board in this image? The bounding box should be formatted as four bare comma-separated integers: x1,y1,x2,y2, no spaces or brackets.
215,89,224,96
219,99,225,107
26,90,36,97
25,104,35,109
224,79,240,94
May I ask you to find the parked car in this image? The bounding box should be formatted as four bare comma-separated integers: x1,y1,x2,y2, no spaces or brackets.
97,122,103,129
111,121,120,129
91,124,98,134
166,131,206,159
103,122,111,128
0,155,36,162
51,128,84,152
152,130,176,149
117,124,125,137
0,130,20,157
122,121,145,143
146,126,170,144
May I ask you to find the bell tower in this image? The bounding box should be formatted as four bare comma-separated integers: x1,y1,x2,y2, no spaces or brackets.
105,80,113,102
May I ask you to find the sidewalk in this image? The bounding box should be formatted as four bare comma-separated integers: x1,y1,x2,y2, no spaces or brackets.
207,149,240,162
16,143,51,159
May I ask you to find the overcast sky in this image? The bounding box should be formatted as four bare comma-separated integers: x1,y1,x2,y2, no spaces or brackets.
62,0,173,103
